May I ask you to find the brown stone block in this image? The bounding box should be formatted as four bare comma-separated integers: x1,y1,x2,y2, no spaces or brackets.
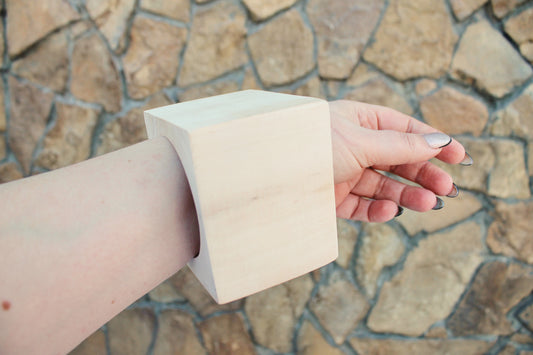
199,313,256,355
86,0,135,52
152,310,205,355
69,330,106,355
107,308,156,355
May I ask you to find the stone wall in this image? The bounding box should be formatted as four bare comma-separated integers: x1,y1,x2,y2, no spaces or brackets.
1,0,533,354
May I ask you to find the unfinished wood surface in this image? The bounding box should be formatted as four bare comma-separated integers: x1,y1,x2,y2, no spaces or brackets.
144,90,337,304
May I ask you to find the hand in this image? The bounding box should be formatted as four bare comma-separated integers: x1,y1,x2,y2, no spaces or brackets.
330,100,468,223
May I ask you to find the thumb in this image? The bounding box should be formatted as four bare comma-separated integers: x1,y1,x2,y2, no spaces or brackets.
355,129,452,167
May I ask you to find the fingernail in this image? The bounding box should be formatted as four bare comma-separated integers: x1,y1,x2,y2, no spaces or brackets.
424,133,452,149
395,206,404,217
432,197,444,210
446,183,459,198
460,152,473,166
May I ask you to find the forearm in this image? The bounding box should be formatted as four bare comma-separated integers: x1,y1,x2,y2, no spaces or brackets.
0,137,199,354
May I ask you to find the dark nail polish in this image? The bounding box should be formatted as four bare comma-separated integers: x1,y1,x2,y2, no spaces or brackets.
460,152,473,166
446,183,459,198
432,197,444,210
395,206,404,217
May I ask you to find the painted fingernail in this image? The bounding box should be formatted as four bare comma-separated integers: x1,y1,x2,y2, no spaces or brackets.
446,183,459,198
424,133,452,149
460,152,473,166
432,197,444,210
395,206,404,217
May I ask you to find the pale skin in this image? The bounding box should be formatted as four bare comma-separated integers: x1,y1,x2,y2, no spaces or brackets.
0,101,467,354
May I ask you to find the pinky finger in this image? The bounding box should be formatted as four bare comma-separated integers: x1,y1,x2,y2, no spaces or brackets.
336,194,399,223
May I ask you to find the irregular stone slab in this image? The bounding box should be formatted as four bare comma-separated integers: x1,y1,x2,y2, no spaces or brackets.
505,8,533,62
297,321,345,355
291,76,326,99
448,261,533,335
309,272,369,344
6,0,79,57
179,1,246,86
243,0,298,21
346,63,380,87
71,34,122,112
108,308,156,355
248,10,314,86
35,104,99,170
69,330,107,355
97,93,171,155
153,310,205,355
397,191,482,235
12,30,69,92
0,163,23,184
425,326,448,339
518,304,533,333
0,80,5,132
368,222,484,336
356,223,404,298
141,0,190,22
8,77,54,174
343,78,412,115
487,201,533,264
415,79,438,96
529,142,533,177
245,274,313,352
350,338,493,355
335,218,358,268
86,0,135,52
148,276,185,303
491,84,533,139
124,16,187,99
179,80,239,102
0,136,5,161
512,332,533,345
420,87,488,136
363,0,457,80
199,313,255,355
242,67,261,90
70,20,93,38
451,21,532,98
491,0,527,18
307,0,384,79
488,139,530,199
450,0,488,20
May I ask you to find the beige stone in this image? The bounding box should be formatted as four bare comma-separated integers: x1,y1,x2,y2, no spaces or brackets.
505,8,533,62
179,1,246,86
350,338,493,355
512,333,533,345
148,278,185,303
364,0,457,80
343,78,412,115
242,67,261,90
309,272,369,344
141,0,190,22
12,30,69,92
152,310,205,355
488,139,530,199
124,16,187,99
397,191,482,235
500,345,518,355
492,0,527,18
0,21,3,66
297,321,346,355
0,136,5,161
415,79,438,96
35,104,99,170
307,0,384,79
69,330,107,355
346,63,379,87
245,274,313,352
70,20,93,38
529,141,533,177
179,80,240,102
450,0,488,20
335,218,358,268
248,10,314,87
292,76,326,99
108,308,156,355
491,84,533,139
420,87,488,136
199,314,255,355
451,21,532,98
0,163,23,183
97,93,171,155
326,81,342,99
6,0,79,56
487,201,533,264
86,0,135,52
356,223,404,298
519,304,533,333
71,34,122,112
243,0,298,21
425,326,448,339
368,222,484,336
448,261,533,335
8,77,54,174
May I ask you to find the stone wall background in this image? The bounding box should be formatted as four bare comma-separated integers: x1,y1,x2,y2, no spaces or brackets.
1,0,533,354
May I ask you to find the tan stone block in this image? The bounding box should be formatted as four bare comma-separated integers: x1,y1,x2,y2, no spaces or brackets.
364,0,457,80
71,34,122,112
291,76,326,99
425,326,448,339
199,314,255,355
123,16,187,99
343,78,412,115
505,7,533,62
297,321,346,355
368,222,484,336
415,79,437,97
488,139,530,199
307,0,384,80
243,0,298,21
491,84,533,139
69,330,106,355
0,136,5,161
491,0,527,18
518,304,533,333
451,21,532,98
511,333,533,345
248,10,314,86
86,0,135,52
356,223,404,298
179,1,246,86
346,63,379,87
242,67,261,90
529,141,533,177
335,218,358,269
141,0,190,22
450,0,488,20
350,338,493,355
420,87,488,136
245,274,313,352
179,80,239,102
152,310,204,355
70,20,93,38
0,162,23,183
108,308,155,355
148,279,185,303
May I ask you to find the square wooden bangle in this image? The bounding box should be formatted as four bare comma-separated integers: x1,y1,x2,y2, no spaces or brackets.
144,90,337,304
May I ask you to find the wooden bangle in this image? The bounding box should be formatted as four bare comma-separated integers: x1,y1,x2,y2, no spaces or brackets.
144,90,337,304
